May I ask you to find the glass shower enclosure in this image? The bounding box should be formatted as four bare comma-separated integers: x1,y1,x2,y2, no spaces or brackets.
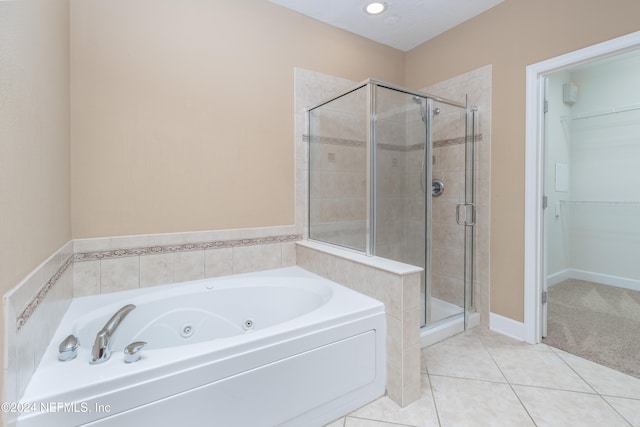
307,80,476,331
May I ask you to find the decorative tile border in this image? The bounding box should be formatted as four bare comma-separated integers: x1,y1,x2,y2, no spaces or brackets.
376,143,408,152
304,134,483,151
403,143,426,152
405,134,485,150
434,133,484,148
305,134,365,148
16,254,73,332
14,233,302,331
74,234,303,262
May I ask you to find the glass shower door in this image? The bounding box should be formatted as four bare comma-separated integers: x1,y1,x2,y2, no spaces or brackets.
428,99,472,326
372,88,474,329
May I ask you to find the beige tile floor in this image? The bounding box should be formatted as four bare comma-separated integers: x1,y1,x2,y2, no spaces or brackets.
325,327,640,427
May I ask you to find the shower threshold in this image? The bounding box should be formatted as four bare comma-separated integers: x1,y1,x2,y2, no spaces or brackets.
421,298,480,348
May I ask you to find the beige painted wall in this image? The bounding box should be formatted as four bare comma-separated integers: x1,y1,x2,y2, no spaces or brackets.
70,0,405,238
405,0,640,321
0,0,71,411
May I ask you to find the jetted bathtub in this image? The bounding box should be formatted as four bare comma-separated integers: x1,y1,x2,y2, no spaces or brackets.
16,266,386,426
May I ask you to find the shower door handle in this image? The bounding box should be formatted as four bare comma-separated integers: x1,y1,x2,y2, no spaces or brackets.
456,203,476,226
455,203,465,226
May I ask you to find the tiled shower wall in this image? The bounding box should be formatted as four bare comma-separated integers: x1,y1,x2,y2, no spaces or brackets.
308,85,368,251
376,92,427,266
375,90,414,262
295,68,360,244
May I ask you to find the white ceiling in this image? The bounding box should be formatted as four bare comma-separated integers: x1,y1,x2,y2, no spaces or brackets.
268,0,504,52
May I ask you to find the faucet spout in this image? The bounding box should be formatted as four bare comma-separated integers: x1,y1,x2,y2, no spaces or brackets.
90,304,136,364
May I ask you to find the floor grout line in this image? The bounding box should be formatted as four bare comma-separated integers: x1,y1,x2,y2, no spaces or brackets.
424,373,443,427
426,372,507,385
421,349,443,426
553,352,637,426
346,415,417,427
473,330,539,426
426,371,615,396
553,347,601,395
597,397,634,427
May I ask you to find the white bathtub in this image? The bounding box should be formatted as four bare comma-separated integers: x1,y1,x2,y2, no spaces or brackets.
16,266,386,427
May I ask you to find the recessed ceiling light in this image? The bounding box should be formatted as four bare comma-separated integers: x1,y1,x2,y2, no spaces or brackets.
365,2,387,15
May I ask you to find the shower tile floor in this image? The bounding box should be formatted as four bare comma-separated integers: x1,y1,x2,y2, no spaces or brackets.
325,327,640,427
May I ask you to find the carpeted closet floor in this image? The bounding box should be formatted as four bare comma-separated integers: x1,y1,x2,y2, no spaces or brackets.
542,278,640,379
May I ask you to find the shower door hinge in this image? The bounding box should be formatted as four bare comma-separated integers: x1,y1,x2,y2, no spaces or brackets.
542,195,548,209
542,291,548,304
544,100,549,113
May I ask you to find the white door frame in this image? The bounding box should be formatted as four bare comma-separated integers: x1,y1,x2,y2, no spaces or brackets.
523,31,640,344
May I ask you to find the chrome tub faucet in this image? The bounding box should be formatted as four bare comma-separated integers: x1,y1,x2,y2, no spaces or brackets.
90,304,136,364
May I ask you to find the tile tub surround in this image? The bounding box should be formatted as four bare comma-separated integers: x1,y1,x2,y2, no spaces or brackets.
296,240,422,408
3,241,74,414
73,230,301,297
4,228,300,411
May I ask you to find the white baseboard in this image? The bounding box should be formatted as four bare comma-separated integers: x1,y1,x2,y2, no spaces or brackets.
489,312,526,342
546,269,572,287
547,268,640,292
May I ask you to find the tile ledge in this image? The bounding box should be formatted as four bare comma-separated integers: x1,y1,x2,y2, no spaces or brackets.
297,240,423,276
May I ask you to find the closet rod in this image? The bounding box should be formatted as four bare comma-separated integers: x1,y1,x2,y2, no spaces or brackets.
560,200,640,207
562,103,640,121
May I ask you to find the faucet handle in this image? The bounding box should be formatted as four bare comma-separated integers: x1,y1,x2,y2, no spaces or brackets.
124,341,147,363
58,335,79,361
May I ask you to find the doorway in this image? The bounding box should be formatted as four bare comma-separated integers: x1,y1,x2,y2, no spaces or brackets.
523,32,640,344
524,31,640,371
540,52,640,377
